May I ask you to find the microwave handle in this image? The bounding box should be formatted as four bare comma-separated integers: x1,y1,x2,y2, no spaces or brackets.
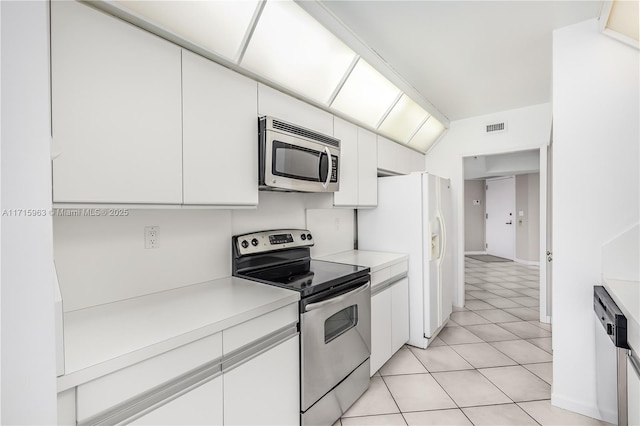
322,146,332,189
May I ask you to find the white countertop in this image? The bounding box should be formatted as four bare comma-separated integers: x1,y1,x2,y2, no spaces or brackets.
58,277,299,391
318,250,408,273
603,279,640,353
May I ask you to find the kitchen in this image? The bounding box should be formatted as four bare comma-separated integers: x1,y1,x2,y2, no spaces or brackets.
1,0,638,425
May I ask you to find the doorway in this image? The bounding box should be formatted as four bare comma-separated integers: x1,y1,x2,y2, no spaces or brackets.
485,176,516,260
461,147,550,323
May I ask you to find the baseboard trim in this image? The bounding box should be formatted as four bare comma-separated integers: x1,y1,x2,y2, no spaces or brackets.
551,392,615,424
515,258,540,266
465,251,487,255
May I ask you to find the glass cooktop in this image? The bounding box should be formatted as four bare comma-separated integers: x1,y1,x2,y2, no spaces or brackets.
239,259,369,297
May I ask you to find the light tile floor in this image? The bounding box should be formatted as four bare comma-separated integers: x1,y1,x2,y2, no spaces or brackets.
336,258,611,426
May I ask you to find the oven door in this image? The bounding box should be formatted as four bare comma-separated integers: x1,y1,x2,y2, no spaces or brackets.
264,130,339,193
300,277,371,411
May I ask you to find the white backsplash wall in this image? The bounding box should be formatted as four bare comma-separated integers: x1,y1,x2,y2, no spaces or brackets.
54,209,233,312
306,208,355,258
54,191,352,312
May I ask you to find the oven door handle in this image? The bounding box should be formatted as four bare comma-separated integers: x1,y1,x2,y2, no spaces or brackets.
322,146,332,189
304,282,370,312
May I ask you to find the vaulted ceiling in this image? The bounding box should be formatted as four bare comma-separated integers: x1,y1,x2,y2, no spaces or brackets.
314,1,603,121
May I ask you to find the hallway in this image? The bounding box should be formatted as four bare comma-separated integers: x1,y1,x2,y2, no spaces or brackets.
337,258,609,425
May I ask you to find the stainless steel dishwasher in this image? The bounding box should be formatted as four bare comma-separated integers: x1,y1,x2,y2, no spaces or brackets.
594,285,629,425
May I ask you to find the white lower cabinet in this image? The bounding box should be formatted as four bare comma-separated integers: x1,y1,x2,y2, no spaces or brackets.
370,277,410,376
391,278,410,353
131,376,223,425
224,335,300,426
371,289,393,375
67,305,300,426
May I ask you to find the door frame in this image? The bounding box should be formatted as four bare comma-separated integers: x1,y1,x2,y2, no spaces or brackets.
459,145,550,323
484,176,516,260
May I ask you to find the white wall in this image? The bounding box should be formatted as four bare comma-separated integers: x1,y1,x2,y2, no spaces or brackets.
0,1,57,423
425,103,551,307
53,192,353,311
552,18,639,420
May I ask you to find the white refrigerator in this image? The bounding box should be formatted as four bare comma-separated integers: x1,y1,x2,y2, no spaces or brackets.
358,172,454,349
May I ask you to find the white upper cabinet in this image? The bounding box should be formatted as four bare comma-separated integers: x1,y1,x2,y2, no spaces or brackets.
333,118,377,207
332,118,358,206
182,51,258,206
257,84,333,135
51,1,182,204
377,136,425,176
357,128,378,207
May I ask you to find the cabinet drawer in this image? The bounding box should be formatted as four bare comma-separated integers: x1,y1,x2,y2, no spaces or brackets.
223,303,298,355
129,375,223,426
77,333,222,422
371,268,391,289
390,261,408,278
371,262,409,294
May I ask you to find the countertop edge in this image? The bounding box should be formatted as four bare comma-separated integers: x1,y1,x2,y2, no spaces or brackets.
57,291,299,392
317,250,409,273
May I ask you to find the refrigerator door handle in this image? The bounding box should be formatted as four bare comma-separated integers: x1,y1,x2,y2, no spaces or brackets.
437,214,446,264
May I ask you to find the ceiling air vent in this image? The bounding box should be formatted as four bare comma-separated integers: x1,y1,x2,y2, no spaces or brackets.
485,121,507,134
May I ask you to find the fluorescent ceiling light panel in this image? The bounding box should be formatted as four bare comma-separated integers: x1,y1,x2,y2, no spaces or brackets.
408,117,446,152
606,0,639,42
378,95,430,143
241,0,357,104
331,59,401,127
115,0,260,61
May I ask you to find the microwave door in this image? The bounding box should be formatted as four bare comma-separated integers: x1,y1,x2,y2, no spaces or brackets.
273,141,322,182
262,129,339,192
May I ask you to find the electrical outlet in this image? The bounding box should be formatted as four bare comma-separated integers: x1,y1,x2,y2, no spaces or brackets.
145,226,159,249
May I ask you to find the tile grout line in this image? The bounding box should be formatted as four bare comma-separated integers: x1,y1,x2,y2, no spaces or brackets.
342,259,546,425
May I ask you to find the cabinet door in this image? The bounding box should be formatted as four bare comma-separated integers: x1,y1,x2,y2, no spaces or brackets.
357,128,378,207
51,1,182,204
333,119,378,208
258,84,333,135
370,289,392,376
224,335,299,426
391,278,410,353
130,376,223,425
377,136,425,176
333,118,359,206
182,51,258,206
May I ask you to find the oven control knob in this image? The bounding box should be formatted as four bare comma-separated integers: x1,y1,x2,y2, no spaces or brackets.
306,233,313,240
241,240,249,249
300,234,306,240
251,238,259,247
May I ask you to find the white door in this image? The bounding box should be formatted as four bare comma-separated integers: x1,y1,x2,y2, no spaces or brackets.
485,177,515,259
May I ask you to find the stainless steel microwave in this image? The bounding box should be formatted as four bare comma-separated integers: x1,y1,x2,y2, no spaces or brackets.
259,116,340,192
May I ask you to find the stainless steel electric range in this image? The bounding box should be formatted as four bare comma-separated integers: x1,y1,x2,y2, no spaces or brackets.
232,229,371,426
